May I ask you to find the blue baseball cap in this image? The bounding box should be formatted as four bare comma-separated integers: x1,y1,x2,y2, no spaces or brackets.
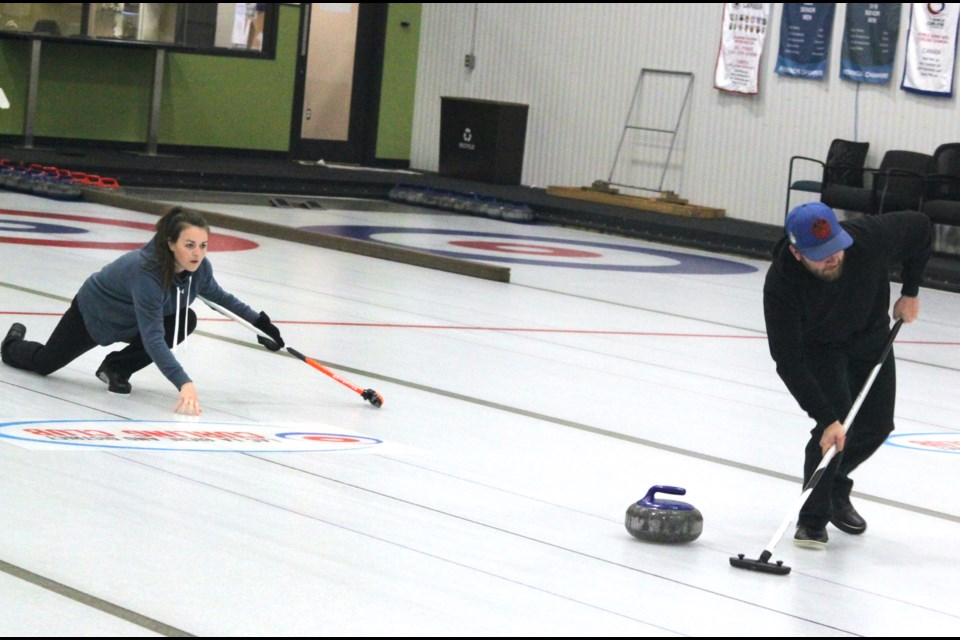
785,202,853,261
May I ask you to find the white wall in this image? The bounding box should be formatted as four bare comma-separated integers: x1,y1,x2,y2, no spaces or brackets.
410,4,960,227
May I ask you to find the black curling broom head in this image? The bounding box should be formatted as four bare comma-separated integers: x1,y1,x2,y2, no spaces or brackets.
362,388,383,408
729,550,791,575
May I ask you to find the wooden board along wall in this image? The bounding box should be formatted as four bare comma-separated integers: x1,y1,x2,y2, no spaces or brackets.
546,186,725,219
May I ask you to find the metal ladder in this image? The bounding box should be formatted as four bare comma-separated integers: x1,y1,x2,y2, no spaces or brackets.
605,69,694,195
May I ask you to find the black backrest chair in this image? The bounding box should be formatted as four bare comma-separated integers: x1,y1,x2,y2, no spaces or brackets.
785,139,870,219
32,20,62,37
822,138,872,188
922,142,960,227
872,150,933,214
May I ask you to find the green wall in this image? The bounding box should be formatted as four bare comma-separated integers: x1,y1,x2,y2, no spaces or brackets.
377,3,421,160
0,40,166,142
0,4,420,160
160,6,299,150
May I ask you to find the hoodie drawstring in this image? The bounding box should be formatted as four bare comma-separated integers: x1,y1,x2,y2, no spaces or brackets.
171,276,192,353
172,286,180,353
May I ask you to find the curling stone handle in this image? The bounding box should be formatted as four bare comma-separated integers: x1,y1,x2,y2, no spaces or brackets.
643,485,687,502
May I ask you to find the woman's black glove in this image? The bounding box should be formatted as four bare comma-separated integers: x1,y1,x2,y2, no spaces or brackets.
254,311,284,351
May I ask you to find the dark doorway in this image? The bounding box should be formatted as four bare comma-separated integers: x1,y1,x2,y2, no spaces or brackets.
290,3,387,165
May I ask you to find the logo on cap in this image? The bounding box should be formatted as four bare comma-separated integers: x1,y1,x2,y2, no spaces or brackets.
812,218,832,240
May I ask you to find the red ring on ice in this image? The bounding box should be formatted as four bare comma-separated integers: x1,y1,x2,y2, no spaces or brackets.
0,209,258,251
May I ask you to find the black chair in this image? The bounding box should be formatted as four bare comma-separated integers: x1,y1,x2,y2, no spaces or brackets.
922,143,960,227
784,139,870,219
871,150,932,214
32,20,62,37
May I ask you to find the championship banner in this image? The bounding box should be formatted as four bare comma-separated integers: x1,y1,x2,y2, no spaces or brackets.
775,3,837,79
901,3,960,96
714,3,772,95
840,3,902,83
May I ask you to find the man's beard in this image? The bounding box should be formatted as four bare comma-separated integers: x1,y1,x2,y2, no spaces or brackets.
805,256,844,282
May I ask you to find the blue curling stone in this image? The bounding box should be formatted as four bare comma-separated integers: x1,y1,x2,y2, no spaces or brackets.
625,485,703,544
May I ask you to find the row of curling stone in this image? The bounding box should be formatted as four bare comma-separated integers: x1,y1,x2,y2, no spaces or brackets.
0,159,120,201
388,183,535,222
625,485,703,544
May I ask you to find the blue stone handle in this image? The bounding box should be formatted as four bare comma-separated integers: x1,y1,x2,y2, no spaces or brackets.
638,485,694,510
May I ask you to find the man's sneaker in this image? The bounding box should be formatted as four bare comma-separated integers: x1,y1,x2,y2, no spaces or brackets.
793,525,829,549
1,323,26,362
96,364,132,395
830,494,867,534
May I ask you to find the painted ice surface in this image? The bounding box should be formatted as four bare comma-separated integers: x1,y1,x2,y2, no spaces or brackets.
1,193,958,636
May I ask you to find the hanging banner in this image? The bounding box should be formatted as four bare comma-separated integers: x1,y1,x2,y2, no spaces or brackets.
714,3,772,95
775,3,837,79
901,3,960,96
840,3,902,83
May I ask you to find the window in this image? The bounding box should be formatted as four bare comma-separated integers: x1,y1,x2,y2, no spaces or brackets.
0,3,278,57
